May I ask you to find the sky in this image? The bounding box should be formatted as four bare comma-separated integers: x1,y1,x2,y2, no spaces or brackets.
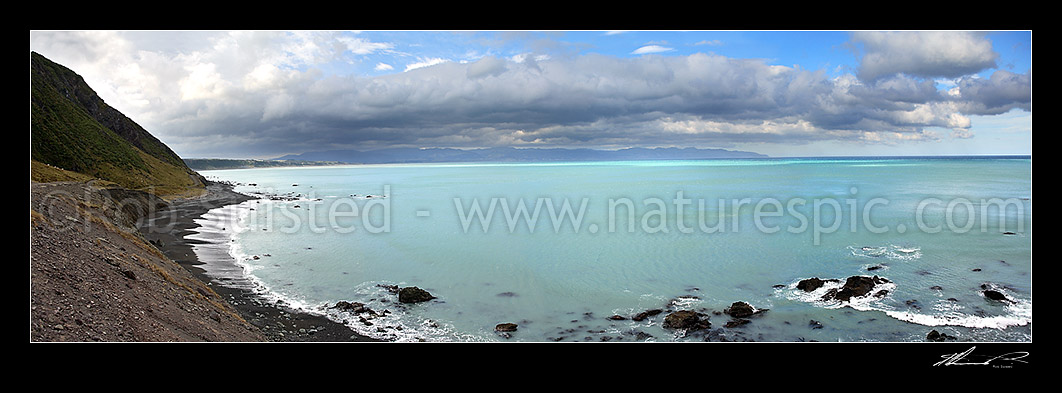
29,30,1032,158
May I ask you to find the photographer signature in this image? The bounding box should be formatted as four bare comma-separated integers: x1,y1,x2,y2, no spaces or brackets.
934,346,1029,367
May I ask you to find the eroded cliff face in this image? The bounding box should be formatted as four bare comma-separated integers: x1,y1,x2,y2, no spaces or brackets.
29,180,265,342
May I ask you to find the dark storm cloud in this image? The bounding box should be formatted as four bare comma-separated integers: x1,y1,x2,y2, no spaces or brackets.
154,51,1029,157
33,31,1028,158
851,31,1000,81
952,70,1032,115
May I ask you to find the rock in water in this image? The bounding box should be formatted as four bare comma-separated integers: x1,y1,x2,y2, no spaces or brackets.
398,286,435,303
495,323,518,332
830,276,889,302
796,277,827,292
725,319,751,328
926,330,957,342
723,301,766,318
983,290,1012,303
820,288,839,302
631,309,663,321
332,301,376,315
662,310,711,330
796,277,842,292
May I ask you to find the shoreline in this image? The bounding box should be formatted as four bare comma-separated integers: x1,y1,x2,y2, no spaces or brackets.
188,164,1031,343
140,180,381,342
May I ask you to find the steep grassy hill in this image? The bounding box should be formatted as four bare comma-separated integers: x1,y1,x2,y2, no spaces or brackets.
30,51,205,199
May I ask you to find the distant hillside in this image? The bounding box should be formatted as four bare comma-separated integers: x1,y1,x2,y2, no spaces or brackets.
276,146,768,164
184,158,344,170
30,51,205,199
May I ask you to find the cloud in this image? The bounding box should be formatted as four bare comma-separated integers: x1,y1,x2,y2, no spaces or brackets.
465,56,507,79
694,40,723,46
405,57,449,72
374,63,394,71
950,69,1032,115
337,35,394,55
631,45,674,55
30,31,1031,158
851,31,999,81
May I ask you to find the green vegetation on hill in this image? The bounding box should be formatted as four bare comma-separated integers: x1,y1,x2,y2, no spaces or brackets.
30,52,205,199
30,160,101,184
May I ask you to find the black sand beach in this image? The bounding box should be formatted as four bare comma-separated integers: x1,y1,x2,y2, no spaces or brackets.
139,180,380,342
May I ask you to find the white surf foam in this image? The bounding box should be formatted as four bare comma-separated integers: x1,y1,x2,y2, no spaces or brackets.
781,277,1032,330
848,244,922,261
885,297,1032,329
781,278,897,310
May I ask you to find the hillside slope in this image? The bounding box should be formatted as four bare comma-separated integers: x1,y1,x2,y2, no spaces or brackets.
30,180,266,341
30,51,205,199
30,52,268,342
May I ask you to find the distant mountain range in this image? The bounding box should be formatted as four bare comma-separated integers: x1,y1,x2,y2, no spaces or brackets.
274,146,767,164
184,158,344,170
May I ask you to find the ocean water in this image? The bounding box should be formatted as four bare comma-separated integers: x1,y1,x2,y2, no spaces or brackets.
190,157,1032,342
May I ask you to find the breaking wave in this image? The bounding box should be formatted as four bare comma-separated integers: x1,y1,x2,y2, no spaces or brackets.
779,277,1031,330
848,244,922,261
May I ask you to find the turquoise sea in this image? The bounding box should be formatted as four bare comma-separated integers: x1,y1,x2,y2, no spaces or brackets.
190,157,1032,342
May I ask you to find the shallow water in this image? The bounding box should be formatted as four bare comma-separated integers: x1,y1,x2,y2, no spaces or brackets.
193,157,1032,342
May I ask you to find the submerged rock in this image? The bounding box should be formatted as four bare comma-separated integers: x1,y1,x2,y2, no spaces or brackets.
631,309,663,321
724,319,751,328
397,286,435,303
926,330,957,342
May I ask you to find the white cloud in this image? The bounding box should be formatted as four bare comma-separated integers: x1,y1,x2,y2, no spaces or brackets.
337,35,393,55
405,57,449,72
375,62,394,71
244,63,283,90
179,62,228,101
631,45,674,55
949,128,974,139
694,40,722,46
